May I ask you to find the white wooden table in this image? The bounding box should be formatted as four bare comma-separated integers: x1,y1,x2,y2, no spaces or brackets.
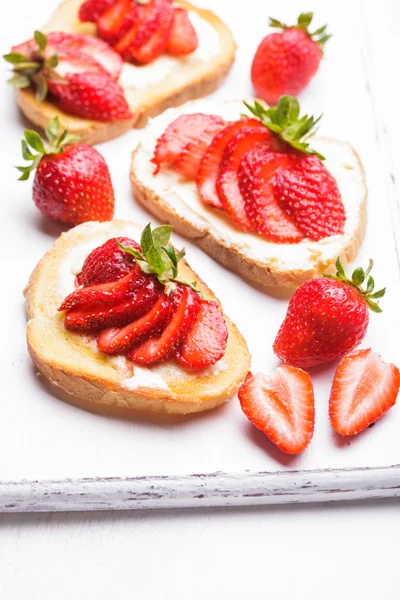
1,0,399,597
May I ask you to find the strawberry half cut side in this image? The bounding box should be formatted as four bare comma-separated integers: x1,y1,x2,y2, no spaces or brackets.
196,118,265,209
175,300,228,369
216,127,273,230
64,279,161,331
129,285,201,364
166,7,199,55
239,144,304,242
238,367,315,455
97,293,173,354
329,349,400,436
152,114,225,172
76,237,141,288
97,0,136,46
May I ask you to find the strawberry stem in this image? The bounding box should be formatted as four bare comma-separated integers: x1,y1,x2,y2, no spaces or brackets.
323,257,386,313
269,12,331,51
243,96,324,159
16,117,81,180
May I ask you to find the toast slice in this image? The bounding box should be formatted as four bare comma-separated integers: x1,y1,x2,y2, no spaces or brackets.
25,220,250,415
130,99,367,290
14,0,236,145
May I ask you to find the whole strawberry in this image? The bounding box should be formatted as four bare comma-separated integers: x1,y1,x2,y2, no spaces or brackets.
17,117,115,225
251,13,331,105
273,258,385,369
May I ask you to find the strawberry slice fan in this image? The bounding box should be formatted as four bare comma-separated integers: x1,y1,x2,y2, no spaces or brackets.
152,96,346,243
59,224,228,370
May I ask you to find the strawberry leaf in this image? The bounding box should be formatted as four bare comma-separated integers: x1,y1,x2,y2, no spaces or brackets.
267,12,331,51
34,30,47,51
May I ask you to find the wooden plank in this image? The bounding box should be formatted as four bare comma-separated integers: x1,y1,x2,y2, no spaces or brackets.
1,465,400,512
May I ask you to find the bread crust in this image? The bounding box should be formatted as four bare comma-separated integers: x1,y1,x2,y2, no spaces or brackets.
14,0,236,145
25,220,250,415
130,138,367,290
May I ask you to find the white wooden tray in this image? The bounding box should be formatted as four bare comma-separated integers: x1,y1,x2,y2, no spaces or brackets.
1,0,399,512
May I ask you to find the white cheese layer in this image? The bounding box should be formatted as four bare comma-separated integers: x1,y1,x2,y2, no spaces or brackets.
133,99,366,273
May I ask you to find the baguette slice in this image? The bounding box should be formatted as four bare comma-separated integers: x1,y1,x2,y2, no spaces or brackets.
130,99,367,290
15,0,236,145
25,220,250,415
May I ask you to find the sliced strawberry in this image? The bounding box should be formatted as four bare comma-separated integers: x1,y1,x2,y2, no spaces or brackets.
166,7,198,55
49,71,132,122
196,118,265,209
79,0,117,23
76,237,140,288
329,349,400,436
97,293,173,354
175,301,228,369
238,367,315,455
130,0,174,64
46,32,123,80
153,114,225,172
175,121,227,180
47,49,109,79
217,127,273,230
60,268,147,312
239,145,304,242
274,154,346,241
129,286,201,364
64,279,161,331
97,0,135,46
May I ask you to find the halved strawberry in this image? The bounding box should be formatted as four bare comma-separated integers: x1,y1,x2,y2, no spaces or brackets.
76,237,140,288
60,268,146,312
238,367,315,455
166,7,198,55
79,0,117,23
97,293,173,354
175,120,227,179
329,349,400,436
239,145,304,242
129,285,201,364
196,118,265,209
217,127,272,230
97,0,135,46
152,114,225,172
274,154,346,241
175,301,228,369
64,280,161,331
46,32,123,80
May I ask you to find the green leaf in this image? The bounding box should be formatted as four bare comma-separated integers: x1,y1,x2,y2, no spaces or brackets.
335,257,346,279
21,140,35,161
313,25,327,36
366,276,375,294
269,17,286,29
34,73,48,102
45,53,58,68
162,245,178,267
116,241,143,261
45,117,60,143
298,12,313,28
152,225,172,250
3,52,29,64
24,129,45,153
146,245,166,274
367,301,382,314
7,74,30,88
34,30,47,51
370,287,386,299
352,267,365,285
140,223,154,257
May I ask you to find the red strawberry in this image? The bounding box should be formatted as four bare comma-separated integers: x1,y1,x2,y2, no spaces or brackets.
196,118,264,209
216,127,272,230
79,0,117,23
238,367,315,455
175,301,228,369
17,119,115,226
166,7,198,55
153,113,225,171
274,154,345,241
175,120,227,179
330,349,400,436
273,259,386,369
97,0,137,46
64,279,161,331
129,285,201,364
251,13,330,104
97,293,173,354
76,237,141,287
239,144,303,242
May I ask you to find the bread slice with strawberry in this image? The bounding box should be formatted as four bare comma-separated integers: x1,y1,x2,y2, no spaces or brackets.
130,96,367,289
5,0,236,145
25,220,249,415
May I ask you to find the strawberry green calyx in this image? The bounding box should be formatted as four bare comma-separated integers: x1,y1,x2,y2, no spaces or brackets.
117,223,201,295
323,257,386,313
244,96,324,159
16,117,81,180
269,12,331,51
3,31,58,102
